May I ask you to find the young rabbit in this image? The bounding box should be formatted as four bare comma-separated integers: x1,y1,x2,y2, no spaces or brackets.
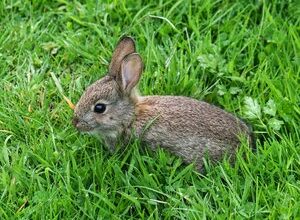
73,36,253,171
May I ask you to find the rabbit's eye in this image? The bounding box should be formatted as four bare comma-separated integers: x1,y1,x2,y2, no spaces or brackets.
94,103,106,113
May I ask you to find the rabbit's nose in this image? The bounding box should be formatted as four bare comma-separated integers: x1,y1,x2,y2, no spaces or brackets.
72,116,79,126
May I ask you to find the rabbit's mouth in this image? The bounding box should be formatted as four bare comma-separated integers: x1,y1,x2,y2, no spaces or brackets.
73,117,96,132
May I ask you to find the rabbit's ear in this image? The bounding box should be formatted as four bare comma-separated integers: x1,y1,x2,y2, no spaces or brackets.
109,36,136,77
120,53,143,93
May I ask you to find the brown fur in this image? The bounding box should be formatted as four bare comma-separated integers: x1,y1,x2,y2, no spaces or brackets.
73,37,253,171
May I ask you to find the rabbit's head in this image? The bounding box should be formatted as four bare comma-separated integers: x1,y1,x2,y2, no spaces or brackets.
73,37,143,136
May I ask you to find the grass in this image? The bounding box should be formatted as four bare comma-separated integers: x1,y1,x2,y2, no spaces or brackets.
0,0,299,219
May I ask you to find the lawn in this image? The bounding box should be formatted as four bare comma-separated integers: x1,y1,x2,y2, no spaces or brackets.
0,0,299,219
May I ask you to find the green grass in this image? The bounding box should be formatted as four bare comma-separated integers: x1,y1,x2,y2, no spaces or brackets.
0,0,299,219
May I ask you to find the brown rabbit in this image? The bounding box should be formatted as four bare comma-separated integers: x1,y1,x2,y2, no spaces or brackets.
73,36,253,171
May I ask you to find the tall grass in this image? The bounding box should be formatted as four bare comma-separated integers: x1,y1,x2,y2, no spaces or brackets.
0,0,299,219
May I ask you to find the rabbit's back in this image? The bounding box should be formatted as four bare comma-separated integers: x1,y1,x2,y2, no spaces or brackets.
133,96,251,168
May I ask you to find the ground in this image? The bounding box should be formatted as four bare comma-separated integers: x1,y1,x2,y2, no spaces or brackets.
0,0,299,219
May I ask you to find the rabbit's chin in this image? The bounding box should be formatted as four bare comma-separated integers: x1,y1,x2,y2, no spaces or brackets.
86,128,118,140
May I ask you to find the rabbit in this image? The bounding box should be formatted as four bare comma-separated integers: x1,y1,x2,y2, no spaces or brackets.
73,36,253,171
